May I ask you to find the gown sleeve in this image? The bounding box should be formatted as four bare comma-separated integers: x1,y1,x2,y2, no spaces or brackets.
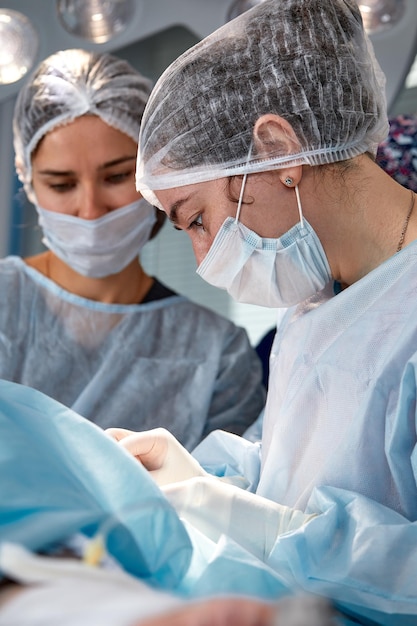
192,428,262,492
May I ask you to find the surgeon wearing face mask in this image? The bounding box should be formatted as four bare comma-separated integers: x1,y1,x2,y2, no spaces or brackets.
0,48,265,449
106,0,417,623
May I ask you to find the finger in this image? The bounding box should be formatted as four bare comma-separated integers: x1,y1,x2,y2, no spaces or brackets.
118,431,168,470
104,427,135,442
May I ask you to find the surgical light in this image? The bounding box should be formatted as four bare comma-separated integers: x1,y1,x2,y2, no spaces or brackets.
0,9,38,85
56,0,135,44
357,0,406,35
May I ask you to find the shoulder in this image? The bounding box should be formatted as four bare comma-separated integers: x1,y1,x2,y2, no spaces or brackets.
0,257,36,324
0,256,50,299
0,256,28,279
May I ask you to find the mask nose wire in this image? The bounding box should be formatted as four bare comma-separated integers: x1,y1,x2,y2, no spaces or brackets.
294,184,304,228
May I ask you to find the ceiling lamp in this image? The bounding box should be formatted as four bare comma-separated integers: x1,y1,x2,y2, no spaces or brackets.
0,9,39,85
56,0,135,44
357,0,406,35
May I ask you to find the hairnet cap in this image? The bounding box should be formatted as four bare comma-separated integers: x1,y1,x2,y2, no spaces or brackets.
13,48,152,200
136,0,389,201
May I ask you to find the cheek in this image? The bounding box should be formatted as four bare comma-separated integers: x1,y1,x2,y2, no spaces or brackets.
189,232,215,266
30,182,60,212
108,182,140,206
190,213,229,264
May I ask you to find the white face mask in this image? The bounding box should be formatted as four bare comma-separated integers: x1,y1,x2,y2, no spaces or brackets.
35,198,156,278
196,178,332,308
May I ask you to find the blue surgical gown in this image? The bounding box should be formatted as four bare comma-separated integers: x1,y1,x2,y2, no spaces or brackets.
0,256,265,449
192,239,417,624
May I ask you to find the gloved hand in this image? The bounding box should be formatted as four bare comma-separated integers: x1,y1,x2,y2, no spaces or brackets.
162,476,316,560
105,427,208,487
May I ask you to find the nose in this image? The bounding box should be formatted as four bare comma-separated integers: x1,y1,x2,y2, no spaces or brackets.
76,184,110,220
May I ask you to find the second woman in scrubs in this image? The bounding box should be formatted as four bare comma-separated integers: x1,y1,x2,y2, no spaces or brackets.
0,49,265,449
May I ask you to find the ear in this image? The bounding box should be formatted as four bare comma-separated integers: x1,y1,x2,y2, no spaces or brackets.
253,113,301,157
253,113,303,187
14,157,25,181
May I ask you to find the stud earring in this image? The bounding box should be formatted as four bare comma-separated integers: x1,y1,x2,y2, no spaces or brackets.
284,177,293,186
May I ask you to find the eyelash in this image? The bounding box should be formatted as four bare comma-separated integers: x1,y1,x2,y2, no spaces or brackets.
49,183,75,193
48,171,132,193
187,214,204,231
106,172,132,184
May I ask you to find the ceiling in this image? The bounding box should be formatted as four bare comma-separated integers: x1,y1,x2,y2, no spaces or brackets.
0,0,417,115
0,0,228,102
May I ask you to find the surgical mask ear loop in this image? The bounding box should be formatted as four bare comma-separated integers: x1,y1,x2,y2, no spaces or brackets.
235,172,249,223
294,184,304,228
235,142,253,223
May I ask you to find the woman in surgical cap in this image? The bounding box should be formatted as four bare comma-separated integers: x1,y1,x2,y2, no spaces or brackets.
2,48,265,449
128,0,417,622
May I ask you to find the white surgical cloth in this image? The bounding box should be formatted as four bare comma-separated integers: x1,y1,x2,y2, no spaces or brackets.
0,257,264,449
191,239,417,624
0,543,181,626
0,544,339,626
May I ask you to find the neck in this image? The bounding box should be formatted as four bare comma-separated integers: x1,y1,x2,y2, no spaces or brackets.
309,157,417,286
396,189,416,252
25,251,153,304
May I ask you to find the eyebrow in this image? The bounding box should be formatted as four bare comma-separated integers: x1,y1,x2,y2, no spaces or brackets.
169,194,194,225
100,155,136,170
36,155,136,177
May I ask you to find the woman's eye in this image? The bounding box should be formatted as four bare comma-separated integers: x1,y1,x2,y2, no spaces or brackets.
106,171,133,184
188,214,204,230
49,182,75,193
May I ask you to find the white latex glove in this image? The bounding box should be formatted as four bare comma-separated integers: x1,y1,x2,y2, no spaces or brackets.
106,427,208,486
162,476,316,561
